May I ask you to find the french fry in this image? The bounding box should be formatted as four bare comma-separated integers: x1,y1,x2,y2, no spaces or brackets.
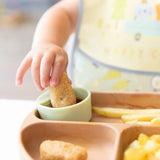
151,118,160,125
125,120,151,125
124,117,160,125
122,114,160,122
93,107,160,125
92,107,160,118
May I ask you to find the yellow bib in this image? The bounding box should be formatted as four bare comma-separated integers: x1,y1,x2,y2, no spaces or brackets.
70,0,160,91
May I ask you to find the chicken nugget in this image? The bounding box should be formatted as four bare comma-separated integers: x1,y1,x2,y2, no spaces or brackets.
49,72,76,107
40,140,88,160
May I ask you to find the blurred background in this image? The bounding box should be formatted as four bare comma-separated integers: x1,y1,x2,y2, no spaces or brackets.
0,0,74,100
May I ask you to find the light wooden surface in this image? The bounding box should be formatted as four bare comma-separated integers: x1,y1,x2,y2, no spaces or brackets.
19,91,160,160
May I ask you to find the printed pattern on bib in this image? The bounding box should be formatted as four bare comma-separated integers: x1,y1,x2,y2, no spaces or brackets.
71,0,160,91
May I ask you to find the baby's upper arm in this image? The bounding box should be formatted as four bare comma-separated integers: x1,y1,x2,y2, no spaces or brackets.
58,0,79,31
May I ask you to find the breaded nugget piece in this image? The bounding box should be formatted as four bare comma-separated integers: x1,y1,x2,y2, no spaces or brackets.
49,72,76,107
40,140,88,160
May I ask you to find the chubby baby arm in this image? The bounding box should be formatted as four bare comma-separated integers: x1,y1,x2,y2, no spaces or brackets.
16,0,79,90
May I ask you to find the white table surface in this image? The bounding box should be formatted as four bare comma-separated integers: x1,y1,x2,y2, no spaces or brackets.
0,99,35,160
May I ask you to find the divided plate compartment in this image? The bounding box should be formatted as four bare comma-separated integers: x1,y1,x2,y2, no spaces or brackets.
19,91,160,160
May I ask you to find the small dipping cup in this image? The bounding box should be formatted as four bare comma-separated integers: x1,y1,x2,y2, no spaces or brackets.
37,87,92,121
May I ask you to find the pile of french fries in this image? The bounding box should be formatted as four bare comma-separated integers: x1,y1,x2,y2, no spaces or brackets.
92,107,160,125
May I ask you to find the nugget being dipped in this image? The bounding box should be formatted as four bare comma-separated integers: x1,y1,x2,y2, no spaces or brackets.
40,140,88,160
49,72,76,107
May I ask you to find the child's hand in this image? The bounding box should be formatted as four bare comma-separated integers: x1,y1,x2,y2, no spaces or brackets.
16,43,68,91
